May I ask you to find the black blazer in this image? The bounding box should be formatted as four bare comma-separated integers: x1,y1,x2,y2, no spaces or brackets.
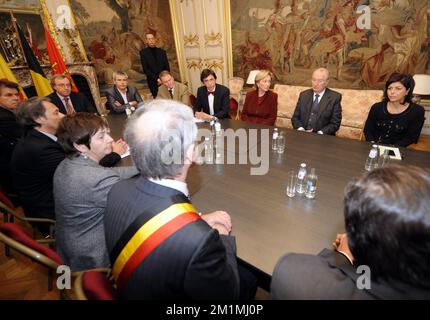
0,106,22,191
291,88,342,135
193,84,230,119
46,92,98,115
104,177,240,299
11,129,65,220
139,47,169,82
271,249,430,299
105,86,143,113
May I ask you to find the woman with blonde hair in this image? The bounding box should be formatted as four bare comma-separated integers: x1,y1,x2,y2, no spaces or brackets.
241,70,278,126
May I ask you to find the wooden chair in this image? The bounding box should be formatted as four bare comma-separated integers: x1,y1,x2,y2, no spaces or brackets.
0,222,63,291
74,268,117,300
229,97,240,120
189,94,196,107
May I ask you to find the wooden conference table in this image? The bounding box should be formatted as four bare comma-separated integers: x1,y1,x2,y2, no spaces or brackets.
106,114,430,282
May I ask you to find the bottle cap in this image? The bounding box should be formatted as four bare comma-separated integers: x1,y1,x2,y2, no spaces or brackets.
301,163,306,167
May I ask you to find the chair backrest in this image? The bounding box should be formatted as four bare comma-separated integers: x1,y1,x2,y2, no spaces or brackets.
414,117,426,144
0,222,63,268
189,94,196,107
74,269,117,300
228,77,244,97
229,97,239,120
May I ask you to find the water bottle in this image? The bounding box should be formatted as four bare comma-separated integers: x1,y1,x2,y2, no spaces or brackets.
125,104,132,118
364,144,379,171
296,163,307,194
214,118,222,136
272,128,279,151
204,137,213,164
305,168,318,199
276,131,285,154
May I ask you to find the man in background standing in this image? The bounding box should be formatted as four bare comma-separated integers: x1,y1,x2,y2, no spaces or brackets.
139,32,170,98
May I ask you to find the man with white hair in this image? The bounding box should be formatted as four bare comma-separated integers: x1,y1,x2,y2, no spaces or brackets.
104,99,249,299
291,67,342,135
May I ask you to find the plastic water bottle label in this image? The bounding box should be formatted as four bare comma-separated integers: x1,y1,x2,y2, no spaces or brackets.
298,170,306,179
273,132,278,139
369,149,377,158
215,122,221,132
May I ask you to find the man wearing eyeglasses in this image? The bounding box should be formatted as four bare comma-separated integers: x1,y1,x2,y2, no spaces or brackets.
291,68,342,135
46,75,98,115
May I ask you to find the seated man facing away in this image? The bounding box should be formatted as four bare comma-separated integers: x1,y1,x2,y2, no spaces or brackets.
104,99,256,299
11,97,128,235
271,165,430,299
105,71,143,114
291,67,342,135
193,69,230,121
47,74,98,115
157,70,190,106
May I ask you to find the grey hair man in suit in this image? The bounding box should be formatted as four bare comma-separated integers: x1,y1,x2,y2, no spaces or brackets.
105,71,143,114
104,99,259,299
46,74,98,115
156,70,190,106
291,67,342,135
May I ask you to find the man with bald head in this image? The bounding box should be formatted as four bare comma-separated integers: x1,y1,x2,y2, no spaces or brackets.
104,99,257,299
291,67,342,135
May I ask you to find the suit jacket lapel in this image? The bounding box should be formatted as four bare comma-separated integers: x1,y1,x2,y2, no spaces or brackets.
173,82,179,100
203,88,210,113
315,89,332,120
114,87,125,104
303,90,314,124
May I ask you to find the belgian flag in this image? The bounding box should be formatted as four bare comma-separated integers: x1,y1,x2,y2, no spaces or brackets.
16,23,53,96
0,52,27,100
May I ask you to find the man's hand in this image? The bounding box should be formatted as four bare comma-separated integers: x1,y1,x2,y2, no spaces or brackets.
201,210,232,233
195,111,215,122
111,139,129,155
114,101,122,107
332,233,355,264
212,223,229,235
305,129,314,133
129,101,138,106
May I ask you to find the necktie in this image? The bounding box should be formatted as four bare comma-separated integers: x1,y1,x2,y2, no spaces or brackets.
168,89,173,99
311,94,320,112
64,97,75,114
207,91,214,96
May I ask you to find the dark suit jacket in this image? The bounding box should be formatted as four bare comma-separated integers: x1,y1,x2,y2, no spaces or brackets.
105,86,143,114
46,92,98,115
193,84,230,119
10,129,121,220
104,177,240,299
10,129,65,220
0,106,22,191
271,249,430,299
139,47,169,83
291,88,342,135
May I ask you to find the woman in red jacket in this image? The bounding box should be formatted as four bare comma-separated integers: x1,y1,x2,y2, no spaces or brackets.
241,70,278,126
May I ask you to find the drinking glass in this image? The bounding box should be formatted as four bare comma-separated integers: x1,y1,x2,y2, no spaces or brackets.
286,170,296,198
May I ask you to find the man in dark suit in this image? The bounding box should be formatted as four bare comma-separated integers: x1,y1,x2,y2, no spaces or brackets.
105,71,143,113
291,67,342,135
105,99,256,299
193,69,230,121
11,97,129,233
271,165,430,299
46,74,98,115
0,80,22,193
139,32,170,98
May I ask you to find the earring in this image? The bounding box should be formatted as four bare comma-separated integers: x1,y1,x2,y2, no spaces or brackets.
81,152,88,159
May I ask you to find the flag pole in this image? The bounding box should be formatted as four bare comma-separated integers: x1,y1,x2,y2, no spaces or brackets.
9,11,27,65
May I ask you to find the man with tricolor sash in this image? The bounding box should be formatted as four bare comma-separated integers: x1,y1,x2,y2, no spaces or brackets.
104,99,254,299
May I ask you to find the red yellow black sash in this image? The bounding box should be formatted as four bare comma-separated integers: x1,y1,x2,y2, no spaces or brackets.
111,200,200,290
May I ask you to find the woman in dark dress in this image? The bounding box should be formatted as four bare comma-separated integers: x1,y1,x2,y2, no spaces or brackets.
364,73,425,147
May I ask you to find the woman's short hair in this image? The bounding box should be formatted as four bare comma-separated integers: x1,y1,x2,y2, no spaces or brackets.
57,112,106,156
254,70,273,89
383,73,415,104
344,165,430,288
17,97,49,130
125,99,197,179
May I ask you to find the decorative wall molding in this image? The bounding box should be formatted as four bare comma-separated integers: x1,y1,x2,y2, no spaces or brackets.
204,31,222,46
184,33,199,47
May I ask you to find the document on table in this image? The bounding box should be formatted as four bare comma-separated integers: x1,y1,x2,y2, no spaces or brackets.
121,148,130,158
194,117,205,123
